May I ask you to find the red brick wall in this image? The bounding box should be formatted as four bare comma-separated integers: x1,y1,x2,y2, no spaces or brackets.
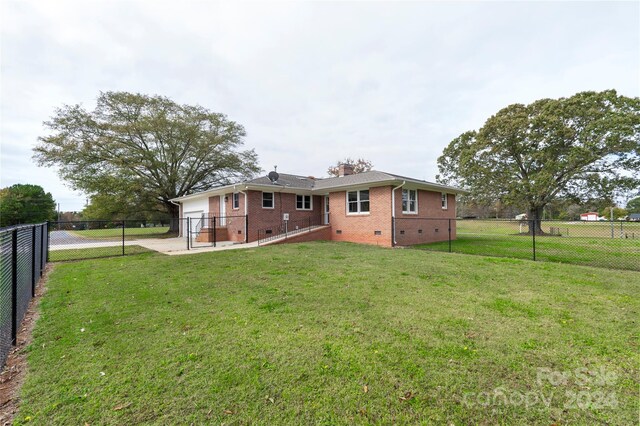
328,186,393,247
392,189,457,245
392,189,456,219
207,193,246,242
246,191,322,242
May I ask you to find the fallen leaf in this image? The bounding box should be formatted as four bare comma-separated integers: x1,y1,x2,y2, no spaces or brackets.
223,409,234,415
363,385,368,393
113,402,131,411
399,391,415,402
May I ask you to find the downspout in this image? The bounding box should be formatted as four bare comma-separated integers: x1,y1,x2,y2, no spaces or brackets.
169,199,182,237
391,181,406,246
235,185,249,243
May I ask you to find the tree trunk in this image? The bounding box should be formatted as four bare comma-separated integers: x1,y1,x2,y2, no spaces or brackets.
165,201,180,233
528,206,544,235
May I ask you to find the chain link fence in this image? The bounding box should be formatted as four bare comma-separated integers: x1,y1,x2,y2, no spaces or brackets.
48,220,174,261
0,223,48,368
395,218,640,271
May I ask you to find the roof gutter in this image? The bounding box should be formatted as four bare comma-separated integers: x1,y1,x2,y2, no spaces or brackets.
391,181,406,246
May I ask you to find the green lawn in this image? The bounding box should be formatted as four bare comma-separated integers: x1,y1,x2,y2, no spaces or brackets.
457,219,640,238
18,242,639,424
49,245,153,262
69,227,172,240
414,233,640,271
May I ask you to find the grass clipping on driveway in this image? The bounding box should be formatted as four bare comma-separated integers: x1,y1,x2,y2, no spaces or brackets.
16,242,639,424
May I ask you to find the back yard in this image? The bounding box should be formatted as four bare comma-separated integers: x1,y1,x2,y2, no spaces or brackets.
16,242,639,424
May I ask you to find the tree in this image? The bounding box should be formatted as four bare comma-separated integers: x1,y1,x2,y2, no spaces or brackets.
34,92,260,230
327,157,373,177
437,90,640,234
598,206,628,220
626,197,640,213
0,184,56,226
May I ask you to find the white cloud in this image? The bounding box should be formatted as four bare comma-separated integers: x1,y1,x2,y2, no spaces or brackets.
1,0,638,210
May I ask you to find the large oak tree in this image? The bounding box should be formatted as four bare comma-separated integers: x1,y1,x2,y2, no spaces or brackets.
437,90,639,233
34,92,260,229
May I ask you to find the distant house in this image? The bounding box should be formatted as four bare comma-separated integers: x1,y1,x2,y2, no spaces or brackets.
628,213,640,222
170,165,467,247
580,212,599,221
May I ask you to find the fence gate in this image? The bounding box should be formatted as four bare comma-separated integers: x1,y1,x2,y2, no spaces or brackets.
187,215,248,249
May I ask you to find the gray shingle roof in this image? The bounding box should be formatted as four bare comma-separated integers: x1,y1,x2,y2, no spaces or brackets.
171,170,466,202
248,170,464,193
246,173,317,190
313,171,397,189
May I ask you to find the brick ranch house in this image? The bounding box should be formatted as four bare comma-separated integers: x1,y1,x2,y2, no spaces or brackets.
170,164,466,247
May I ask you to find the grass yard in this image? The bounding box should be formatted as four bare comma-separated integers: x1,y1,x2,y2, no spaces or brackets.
17,242,639,424
414,234,640,271
48,245,153,262
69,227,172,240
457,219,640,238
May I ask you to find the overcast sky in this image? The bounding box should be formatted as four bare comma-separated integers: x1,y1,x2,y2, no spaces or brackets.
1,0,638,211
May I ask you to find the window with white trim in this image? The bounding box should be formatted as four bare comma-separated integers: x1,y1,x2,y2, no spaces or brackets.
296,194,312,210
441,193,448,209
232,192,240,209
347,190,370,214
402,189,417,213
262,192,274,209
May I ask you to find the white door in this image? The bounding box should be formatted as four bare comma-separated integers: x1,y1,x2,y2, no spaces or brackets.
324,196,330,224
219,195,226,226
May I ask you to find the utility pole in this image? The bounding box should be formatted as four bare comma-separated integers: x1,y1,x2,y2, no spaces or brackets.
610,206,614,239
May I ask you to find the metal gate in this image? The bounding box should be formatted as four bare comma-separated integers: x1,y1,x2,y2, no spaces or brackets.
187,215,247,249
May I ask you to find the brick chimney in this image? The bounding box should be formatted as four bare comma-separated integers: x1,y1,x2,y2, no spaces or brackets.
338,163,354,177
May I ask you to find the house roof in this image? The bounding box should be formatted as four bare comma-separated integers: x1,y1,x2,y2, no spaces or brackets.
171,170,467,202
246,173,316,190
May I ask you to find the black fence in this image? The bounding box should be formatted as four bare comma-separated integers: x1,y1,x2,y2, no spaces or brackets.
47,220,176,261
394,218,640,271
186,215,248,249
0,223,48,368
257,215,325,245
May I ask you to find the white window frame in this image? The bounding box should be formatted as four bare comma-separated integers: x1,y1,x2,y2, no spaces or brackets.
346,189,370,215
296,194,313,211
402,189,418,214
441,192,448,210
262,192,274,209
232,192,240,209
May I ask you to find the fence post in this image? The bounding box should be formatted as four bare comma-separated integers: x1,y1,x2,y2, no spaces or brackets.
31,226,37,297
245,215,248,243
46,221,50,262
187,217,190,250
213,216,217,248
532,217,536,262
448,219,452,253
122,220,126,256
11,229,18,345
